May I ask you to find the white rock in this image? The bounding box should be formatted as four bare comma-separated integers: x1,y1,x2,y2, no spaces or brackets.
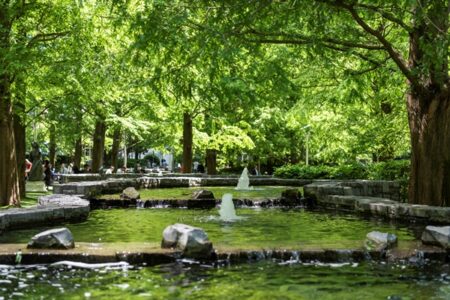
421,226,450,248
365,231,397,251
27,228,75,249
161,223,213,258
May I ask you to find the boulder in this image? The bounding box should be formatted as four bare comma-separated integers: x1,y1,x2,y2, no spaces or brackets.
28,228,75,249
120,187,140,200
280,189,300,206
161,223,213,259
421,226,450,248
365,231,397,251
192,190,215,200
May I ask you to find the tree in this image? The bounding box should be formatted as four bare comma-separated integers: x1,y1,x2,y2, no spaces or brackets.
185,0,448,206
0,0,79,206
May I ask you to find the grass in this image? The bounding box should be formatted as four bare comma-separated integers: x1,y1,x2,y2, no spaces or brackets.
0,191,51,210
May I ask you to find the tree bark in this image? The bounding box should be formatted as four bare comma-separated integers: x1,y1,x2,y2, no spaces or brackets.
206,149,217,175
13,104,26,199
407,89,450,206
49,124,56,166
91,120,106,173
0,77,20,206
73,137,82,170
0,4,20,206
111,127,121,173
182,112,193,173
73,111,83,169
407,2,450,206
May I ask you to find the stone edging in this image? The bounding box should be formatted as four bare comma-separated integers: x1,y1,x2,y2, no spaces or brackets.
304,181,450,223
0,245,447,265
0,194,90,234
54,176,310,198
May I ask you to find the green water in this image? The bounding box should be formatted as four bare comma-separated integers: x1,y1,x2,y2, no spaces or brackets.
0,208,417,248
100,186,293,200
1,261,449,299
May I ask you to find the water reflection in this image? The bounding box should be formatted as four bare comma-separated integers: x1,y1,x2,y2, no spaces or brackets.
0,261,449,299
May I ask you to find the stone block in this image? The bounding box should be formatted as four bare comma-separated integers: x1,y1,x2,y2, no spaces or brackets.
121,187,140,200
162,223,214,259
421,226,450,248
28,228,74,249
428,207,450,223
410,205,430,219
365,231,397,251
63,206,90,221
26,181,47,192
192,190,215,200
7,209,45,228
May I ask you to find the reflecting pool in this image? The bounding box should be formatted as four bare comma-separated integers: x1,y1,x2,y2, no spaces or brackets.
0,208,419,249
0,261,449,299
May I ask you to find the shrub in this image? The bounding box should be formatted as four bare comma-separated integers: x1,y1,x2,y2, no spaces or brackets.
368,160,410,181
329,163,368,179
275,160,410,183
274,164,332,179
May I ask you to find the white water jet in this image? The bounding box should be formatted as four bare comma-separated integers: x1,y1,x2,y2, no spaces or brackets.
219,193,239,221
236,167,252,190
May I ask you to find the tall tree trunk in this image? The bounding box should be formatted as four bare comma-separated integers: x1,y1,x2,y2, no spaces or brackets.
111,127,121,173
182,112,193,173
91,120,106,173
0,77,20,206
13,74,26,199
407,2,450,206
49,124,56,166
73,111,83,169
0,6,19,206
407,89,450,206
74,137,82,170
14,103,26,199
206,149,217,175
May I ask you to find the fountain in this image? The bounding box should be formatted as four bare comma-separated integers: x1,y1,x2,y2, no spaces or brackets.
236,167,252,190
219,193,240,221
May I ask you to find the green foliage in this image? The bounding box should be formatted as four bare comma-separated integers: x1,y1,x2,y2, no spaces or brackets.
274,164,332,179
368,160,410,200
330,163,368,180
367,160,410,181
143,153,161,165
275,160,410,184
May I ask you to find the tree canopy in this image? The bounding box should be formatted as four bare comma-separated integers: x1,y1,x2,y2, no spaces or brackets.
1,0,449,206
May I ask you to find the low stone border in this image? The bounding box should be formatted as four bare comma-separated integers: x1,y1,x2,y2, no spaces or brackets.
304,181,450,223
90,197,305,209
54,176,310,198
53,179,138,198
0,194,89,234
0,243,447,265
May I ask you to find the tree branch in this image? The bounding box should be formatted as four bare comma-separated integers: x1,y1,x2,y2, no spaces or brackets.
354,3,413,32
27,31,70,48
239,28,385,50
326,2,417,86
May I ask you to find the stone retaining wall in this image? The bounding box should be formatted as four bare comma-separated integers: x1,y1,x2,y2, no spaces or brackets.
304,180,402,202
0,244,446,265
54,179,138,198
0,195,89,233
304,180,450,223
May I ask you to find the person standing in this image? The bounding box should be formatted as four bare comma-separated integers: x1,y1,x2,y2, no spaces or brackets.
43,160,53,188
25,159,32,180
